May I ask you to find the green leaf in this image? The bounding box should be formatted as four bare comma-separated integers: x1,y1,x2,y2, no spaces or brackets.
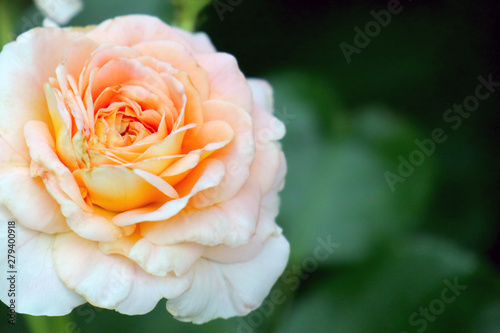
172,0,212,31
275,235,500,333
70,0,176,26
74,301,239,333
268,71,433,265
0,0,14,48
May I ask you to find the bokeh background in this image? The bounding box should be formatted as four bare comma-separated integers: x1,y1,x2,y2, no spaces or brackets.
1,0,499,332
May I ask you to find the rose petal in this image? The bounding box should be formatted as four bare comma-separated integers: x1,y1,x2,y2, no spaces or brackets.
248,79,286,141
248,79,274,113
171,27,216,54
245,79,287,194
0,167,70,234
251,142,284,194
202,189,282,264
86,15,207,52
133,168,179,199
80,44,143,94
113,158,225,226
53,232,189,313
99,231,141,257
73,165,171,212
0,210,85,315
166,234,290,324
190,100,255,208
270,150,287,195
24,120,89,211
173,71,204,143
114,266,190,315
53,232,135,308
44,173,123,241
62,35,100,82
159,120,234,185
181,120,234,154
0,134,28,168
124,155,183,175
0,27,84,160
195,52,253,112
128,240,205,277
91,57,167,102
25,121,122,241
141,178,261,247
134,40,209,100
45,84,80,170
133,123,195,162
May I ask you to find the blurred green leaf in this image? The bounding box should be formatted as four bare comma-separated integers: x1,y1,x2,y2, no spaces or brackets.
472,301,500,333
275,235,500,333
70,0,176,26
3,300,240,333
171,0,212,31
0,0,14,47
269,71,433,265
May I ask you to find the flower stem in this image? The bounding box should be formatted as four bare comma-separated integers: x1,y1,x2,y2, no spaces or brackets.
0,0,15,47
172,0,212,32
24,316,52,333
24,315,71,333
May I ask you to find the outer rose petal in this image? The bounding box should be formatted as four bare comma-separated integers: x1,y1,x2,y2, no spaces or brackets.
202,188,282,264
195,53,253,112
270,150,287,195
140,179,261,247
128,240,205,277
61,35,100,82
248,79,286,194
53,232,135,308
86,15,205,53
0,27,84,161
114,266,190,315
0,167,70,234
171,27,216,53
251,142,283,194
166,234,290,324
52,232,189,314
202,149,286,263
0,134,27,168
247,79,274,113
201,142,287,264
0,207,86,315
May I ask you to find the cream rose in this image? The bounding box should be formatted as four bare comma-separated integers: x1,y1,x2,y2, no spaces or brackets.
35,0,83,25
0,15,288,323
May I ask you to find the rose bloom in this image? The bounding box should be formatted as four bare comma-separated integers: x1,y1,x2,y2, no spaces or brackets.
35,0,83,25
0,15,288,323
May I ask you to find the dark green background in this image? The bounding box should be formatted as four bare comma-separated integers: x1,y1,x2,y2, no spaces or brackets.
1,0,499,332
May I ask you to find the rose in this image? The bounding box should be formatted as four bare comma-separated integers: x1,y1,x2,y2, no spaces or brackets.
0,15,289,323
35,0,83,25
